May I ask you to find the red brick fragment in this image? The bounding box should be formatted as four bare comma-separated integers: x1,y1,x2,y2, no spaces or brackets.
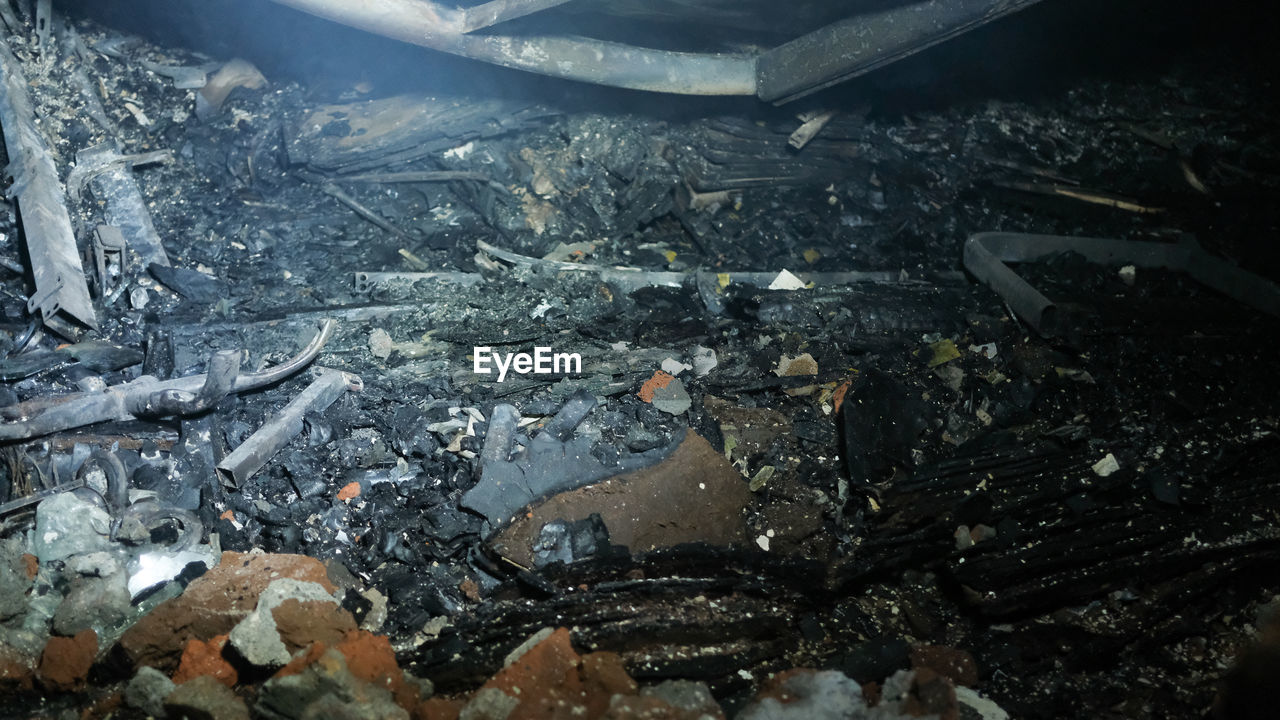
272,598,357,652
172,634,238,688
119,551,336,671
638,371,675,403
335,630,417,708
38,630,97,692
272,641,329,680
413,697,464,720
903,667,958,720
0,645,34,692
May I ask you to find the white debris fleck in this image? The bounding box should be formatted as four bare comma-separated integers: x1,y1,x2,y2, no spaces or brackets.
661,357,691,376
1092,453,1121,477
956,687,1010,720
368,328,393,359
969,342,998,359
444,141,474,160
690,345,718,377
768,269,806,291
755,535,771,551
128,549,216,597
1118,265,1137,286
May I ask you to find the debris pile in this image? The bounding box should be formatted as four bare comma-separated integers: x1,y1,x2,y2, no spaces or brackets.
0,0,1277,718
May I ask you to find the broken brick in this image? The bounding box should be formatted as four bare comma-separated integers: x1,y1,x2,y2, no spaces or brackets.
172,634,238,688
581,652,638,717
637,371,675,402
602,695,687,719
903,667,958,720
0,645,34,693
272,598,358,652
337,481,362,501
484,627,587,717
335,630,416,708
272,641,329,680
413,697,464,720
37,630,97,692
119,552,336,671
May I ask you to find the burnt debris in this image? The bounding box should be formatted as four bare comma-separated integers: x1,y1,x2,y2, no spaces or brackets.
0,1,1278,718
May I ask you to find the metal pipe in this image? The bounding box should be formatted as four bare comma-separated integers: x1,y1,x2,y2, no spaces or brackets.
0,320,337,441
264,0,757,95
216,368,362,488
964,232,1280,335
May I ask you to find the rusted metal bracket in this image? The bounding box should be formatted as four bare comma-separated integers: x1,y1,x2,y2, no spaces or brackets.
72,144,173,268
34,0,52,52
0,34,97,339
353,271,484,294
92,225,126,298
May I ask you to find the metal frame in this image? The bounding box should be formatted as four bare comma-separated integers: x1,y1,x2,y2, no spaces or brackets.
0,34,97,338
265,0,1048,101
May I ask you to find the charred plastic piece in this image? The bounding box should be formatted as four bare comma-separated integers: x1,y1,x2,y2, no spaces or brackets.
461,390,682,532
838,369,927,488
964,232,1280,335
532,514,617,568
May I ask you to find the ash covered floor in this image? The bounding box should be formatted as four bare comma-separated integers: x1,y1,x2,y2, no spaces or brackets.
1,1,1280,718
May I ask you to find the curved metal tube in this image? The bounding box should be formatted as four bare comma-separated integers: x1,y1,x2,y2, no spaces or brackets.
265,0,757,95
232,318,337,392
127,349,241,417
0,320,337,442
964,232,1280,335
